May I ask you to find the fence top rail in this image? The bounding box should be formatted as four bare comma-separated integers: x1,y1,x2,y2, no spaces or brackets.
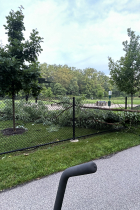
81,106,140,113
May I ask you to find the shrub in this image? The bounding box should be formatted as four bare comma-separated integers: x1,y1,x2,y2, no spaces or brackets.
1,97,139,131
117,111,140,125
103,111,120,123
0,99,49,123
58,108,114,130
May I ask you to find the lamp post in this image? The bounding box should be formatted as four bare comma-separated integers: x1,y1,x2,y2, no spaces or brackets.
108,91,112,107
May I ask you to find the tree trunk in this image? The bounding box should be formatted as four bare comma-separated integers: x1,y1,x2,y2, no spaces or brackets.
26,94,29,103
12,94,16,132
131,93,133,109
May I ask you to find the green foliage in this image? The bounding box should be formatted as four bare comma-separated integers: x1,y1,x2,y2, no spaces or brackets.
22,101,48,122
53,83,66,96
108,28,140,108
97,90,104,99
56,96,114,129
46,125,60,132
41,86,53,98
40,63,113,98
47,87,53,97
0,100,49,123
1,96,140,132
1,125,140,191
117,111,140,125
56,96,140,129
0,7,43,97
103,111,120,123
68,77,79,95
0,6,43,130
0,99,13,120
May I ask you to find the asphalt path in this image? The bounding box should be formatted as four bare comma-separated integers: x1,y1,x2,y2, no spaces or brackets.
47,103,138,111
0,145,140,210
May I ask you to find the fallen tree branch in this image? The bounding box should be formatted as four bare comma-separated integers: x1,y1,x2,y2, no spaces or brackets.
54,105,73,119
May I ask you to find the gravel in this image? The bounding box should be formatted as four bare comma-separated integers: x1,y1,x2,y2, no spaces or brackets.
0,145,140,210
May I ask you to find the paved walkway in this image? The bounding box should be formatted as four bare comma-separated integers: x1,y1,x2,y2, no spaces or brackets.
0,145,140,210
83,103,138,109
47,103,138,111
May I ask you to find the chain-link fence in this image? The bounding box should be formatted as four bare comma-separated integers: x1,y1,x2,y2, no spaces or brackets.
0,96,73,155
85,96,140,109
0,95,140,155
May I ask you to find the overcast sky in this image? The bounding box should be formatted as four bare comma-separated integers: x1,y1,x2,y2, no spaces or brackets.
0,0,140,75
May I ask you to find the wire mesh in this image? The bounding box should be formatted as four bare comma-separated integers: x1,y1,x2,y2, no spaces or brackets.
0,96,73,154
0,95,140,155
75,96,140,138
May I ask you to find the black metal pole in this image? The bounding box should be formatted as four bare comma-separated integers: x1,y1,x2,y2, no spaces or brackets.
125,97,127,109
73,97,75,140
53,161,97,210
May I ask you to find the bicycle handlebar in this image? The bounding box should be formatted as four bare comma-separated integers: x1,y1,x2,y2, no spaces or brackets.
53,161,97,210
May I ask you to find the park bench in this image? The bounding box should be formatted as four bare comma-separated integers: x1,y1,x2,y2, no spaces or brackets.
96,101,107,106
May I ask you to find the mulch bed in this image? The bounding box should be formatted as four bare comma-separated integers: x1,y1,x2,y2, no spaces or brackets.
2,128,26,136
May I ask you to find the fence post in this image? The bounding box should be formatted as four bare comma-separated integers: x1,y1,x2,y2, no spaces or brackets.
73,97,75,140
125,97,127,109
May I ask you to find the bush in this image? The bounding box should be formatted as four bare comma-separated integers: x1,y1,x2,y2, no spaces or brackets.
0,99,13,120
0,99,49,123
103,111,120,123
1,97,139,131
58,108,115,130
117,111,140,125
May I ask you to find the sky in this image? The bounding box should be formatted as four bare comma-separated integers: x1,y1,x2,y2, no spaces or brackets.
0,0,140,75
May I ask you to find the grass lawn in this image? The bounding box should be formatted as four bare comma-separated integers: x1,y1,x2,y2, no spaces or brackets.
0,100,5,110
0,120,99,154
0,124,140,191
85,97,140,105
1,97,140,110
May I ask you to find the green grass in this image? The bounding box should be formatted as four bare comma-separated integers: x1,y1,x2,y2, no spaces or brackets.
0,120,99,154
0,125,140,191
0,101,5,110
85,97,140,105
0,97,140,111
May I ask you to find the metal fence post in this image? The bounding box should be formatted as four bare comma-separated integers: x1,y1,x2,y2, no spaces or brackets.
73,97,75,140
125,97,127,109
53,161,97,210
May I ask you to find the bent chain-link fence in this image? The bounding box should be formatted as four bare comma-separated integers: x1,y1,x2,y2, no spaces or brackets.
0,96,73,154
0,96,140,155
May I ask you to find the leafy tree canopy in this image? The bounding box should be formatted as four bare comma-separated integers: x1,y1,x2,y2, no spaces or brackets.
108,28,140,108
0,6,43,130
0,6,43,98
40,63,112,98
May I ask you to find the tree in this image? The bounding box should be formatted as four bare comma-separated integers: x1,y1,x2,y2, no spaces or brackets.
68,77,79,95
0,6,43,131
97,72,112,96
53,83,66,96
108,28,140,109
41,86,53,98
97,90,104,99
46,87,53,97
40,63,112,98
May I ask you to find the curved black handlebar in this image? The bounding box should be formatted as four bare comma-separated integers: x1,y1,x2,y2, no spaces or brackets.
53,161,97,210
